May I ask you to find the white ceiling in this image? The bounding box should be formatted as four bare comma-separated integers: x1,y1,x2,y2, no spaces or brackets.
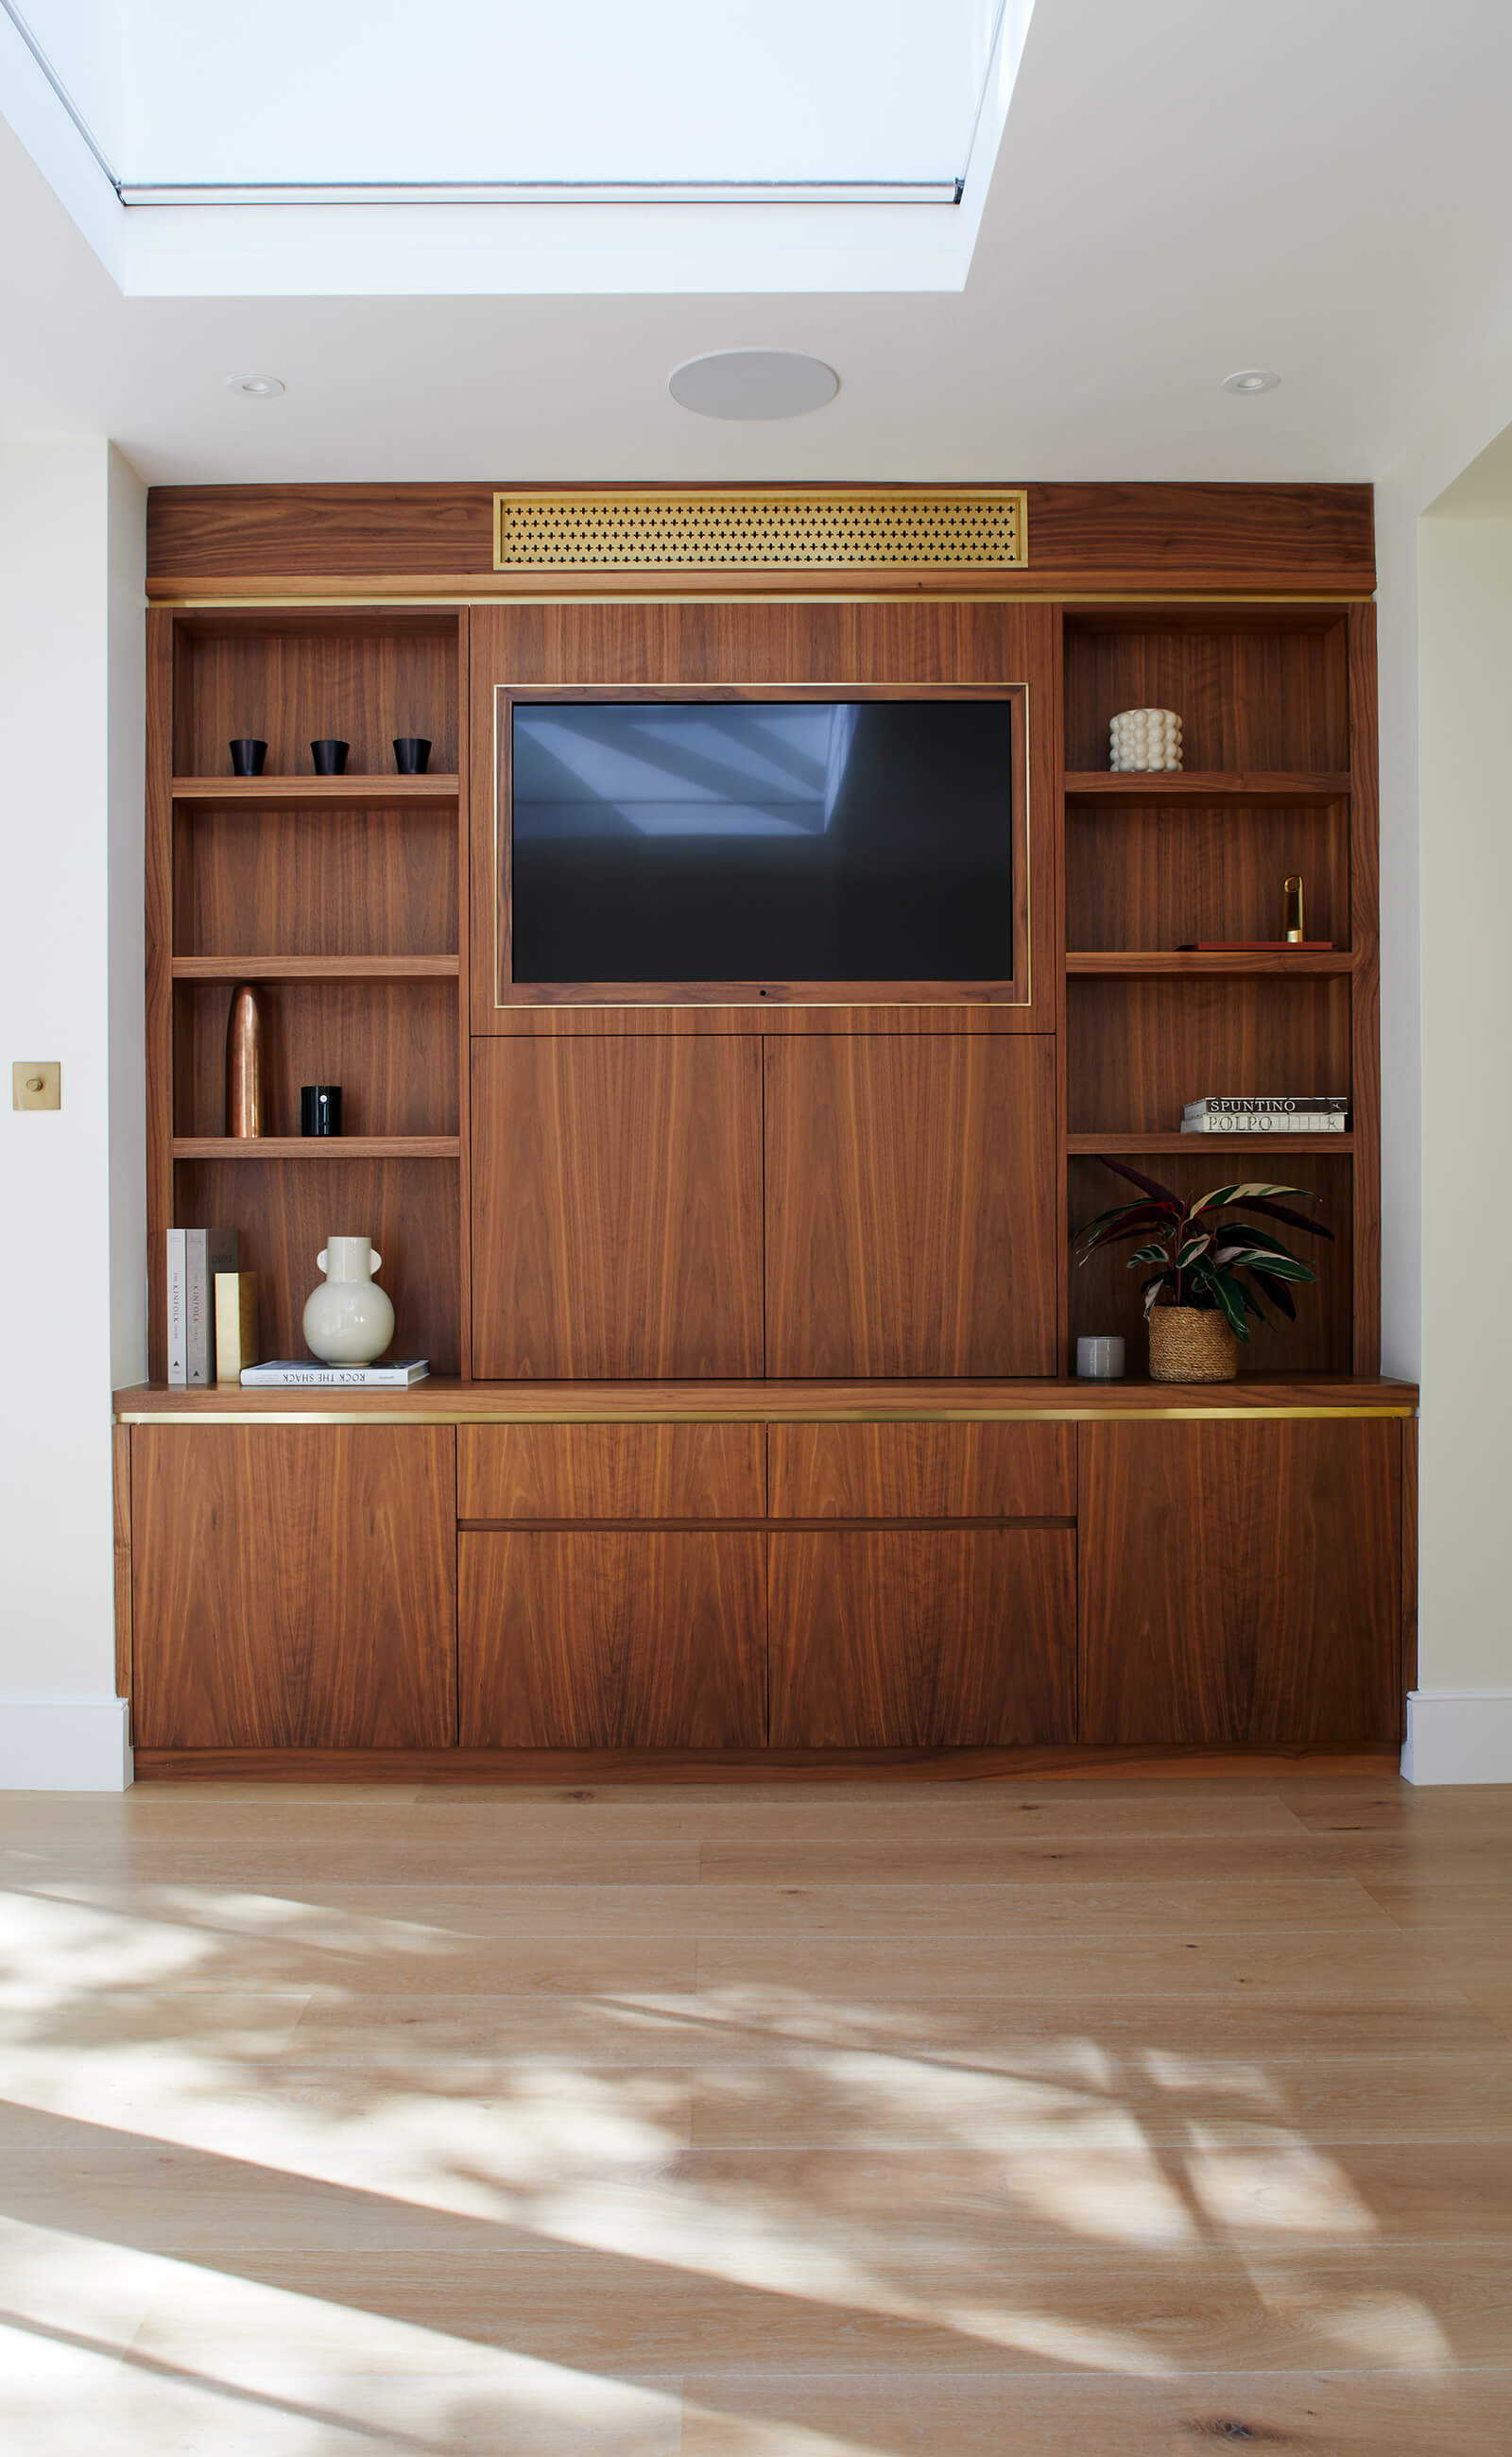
1,0,1511,489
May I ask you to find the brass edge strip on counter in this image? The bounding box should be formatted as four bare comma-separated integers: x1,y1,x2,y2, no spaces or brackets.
115,1403,1418,1426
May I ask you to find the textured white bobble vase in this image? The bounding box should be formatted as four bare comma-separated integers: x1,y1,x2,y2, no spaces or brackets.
302,1235,395,1365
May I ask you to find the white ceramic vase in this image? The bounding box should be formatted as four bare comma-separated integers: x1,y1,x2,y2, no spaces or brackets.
302,1235,395,1365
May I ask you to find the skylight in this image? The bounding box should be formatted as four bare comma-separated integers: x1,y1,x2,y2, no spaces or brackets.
8,0,1008,201
0,0,1035,294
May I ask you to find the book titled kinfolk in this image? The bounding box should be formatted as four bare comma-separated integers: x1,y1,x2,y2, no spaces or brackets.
240,1359,430,1388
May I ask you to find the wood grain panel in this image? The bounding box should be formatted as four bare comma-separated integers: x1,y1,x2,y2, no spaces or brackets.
172,798,457,958
172,977,458,1139
768,1529,1076,1745
1078,1418,1401,1744
458,1422,765,1520
459,1531,765,1745
173,1154,461,1372
217,978,455,1136
1062,610,1350,773
146,610,175,1383
765,1036,1057,1376
769,1422,1074,1520
146,480,1376,595
1067,976,1352,1134
470,1037,764,1378
1065,799,1350,953
171,611,460,778
1068,1151,1352,1377
131,1425,456,1747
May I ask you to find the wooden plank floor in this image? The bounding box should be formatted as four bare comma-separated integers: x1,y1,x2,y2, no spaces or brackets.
1,1774,1508,2453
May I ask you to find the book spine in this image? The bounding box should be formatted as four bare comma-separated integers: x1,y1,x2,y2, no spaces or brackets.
1183,1096,1349,1116
164,1229,188,1386
203,1228,240,1382
185,1229,209,1385
1181,1113,1345,1133
240,1367,425,1387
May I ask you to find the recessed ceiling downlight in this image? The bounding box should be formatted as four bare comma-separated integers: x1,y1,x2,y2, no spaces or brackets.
669,351,839,421
1223,368,1280,395
227,373,285,398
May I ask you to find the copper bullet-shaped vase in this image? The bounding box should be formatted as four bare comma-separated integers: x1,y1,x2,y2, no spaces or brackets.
225,985,264,1138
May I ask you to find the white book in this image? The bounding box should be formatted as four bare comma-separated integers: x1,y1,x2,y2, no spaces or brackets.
1183,1095,1349,1117
239,1359,430,1387
1181,1112,1346,1133
164,1228,188,1385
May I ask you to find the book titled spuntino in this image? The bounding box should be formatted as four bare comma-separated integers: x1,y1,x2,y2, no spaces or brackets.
240,1360,430,1387
1181,1094,1349,1135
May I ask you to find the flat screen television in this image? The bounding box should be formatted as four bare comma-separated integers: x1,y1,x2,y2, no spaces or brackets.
508,695,1014,985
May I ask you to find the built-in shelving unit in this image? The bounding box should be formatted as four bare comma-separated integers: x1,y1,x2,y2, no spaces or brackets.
147,607,470,1377
1060,602,1378,1377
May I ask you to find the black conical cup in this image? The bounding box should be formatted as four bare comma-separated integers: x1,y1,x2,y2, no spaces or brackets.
311,739,349,776
229,738,267,776
393,737,431,775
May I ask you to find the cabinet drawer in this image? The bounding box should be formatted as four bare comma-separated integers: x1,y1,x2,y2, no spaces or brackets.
459,1530,765,1745
770,1529,1076,1746
458,1422,765,1521
769,1421,1074,1520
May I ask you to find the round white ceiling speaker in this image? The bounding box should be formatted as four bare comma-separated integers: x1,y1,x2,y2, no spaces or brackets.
668,350,839,421
1222,369,1280,394
227,373,286,398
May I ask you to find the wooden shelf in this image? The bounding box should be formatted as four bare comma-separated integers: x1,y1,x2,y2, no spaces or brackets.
1066,950,1353,978
171,955,460,982
1065,771,1350,805
171,1136,460,1160
1068,1131,1354,1156
171,774,460,803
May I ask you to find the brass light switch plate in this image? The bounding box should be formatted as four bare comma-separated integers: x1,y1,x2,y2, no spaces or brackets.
12,1061,60,1110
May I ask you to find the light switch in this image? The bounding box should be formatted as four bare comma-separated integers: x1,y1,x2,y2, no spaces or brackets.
12,1062,60,1111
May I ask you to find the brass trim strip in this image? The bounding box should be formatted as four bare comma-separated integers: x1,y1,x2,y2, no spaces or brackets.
116,1404,1417,1426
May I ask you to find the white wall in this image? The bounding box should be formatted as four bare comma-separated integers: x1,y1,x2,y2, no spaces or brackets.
1399,508,1512,1781
0,439,144,1788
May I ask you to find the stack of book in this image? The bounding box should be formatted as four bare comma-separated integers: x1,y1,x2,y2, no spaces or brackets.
1180,1096,1349,1135
164,1228,245,1384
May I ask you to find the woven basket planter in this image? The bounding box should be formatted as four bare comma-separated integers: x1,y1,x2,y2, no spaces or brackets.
1147,1306,1238,1383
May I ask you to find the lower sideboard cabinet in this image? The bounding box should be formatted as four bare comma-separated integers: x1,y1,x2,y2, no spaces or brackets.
1078,1418,1404,1744
459,1530,767,1746
130,1424,458,1748
768,1529,1078,1746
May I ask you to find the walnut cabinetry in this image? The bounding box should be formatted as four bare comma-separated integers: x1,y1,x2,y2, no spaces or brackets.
118,1398,1412,1766
129,480,1405,1776
130,1425,456,1747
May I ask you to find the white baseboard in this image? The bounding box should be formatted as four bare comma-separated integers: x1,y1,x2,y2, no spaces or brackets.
1402,1690,1512,1785
0,1698,133,1791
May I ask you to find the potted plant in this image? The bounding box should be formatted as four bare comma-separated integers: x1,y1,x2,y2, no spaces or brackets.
1074,1160,1332,1383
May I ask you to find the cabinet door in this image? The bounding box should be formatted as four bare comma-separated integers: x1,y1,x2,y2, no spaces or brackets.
471,1037,764,1379
764,1036,1058,1376
131,1426,456,1747
460,1531,765,1746
769,1530,1076,1746
1079,1419,1402,1744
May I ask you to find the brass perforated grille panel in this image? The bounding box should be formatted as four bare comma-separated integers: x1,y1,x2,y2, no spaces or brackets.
493,490,1026,572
